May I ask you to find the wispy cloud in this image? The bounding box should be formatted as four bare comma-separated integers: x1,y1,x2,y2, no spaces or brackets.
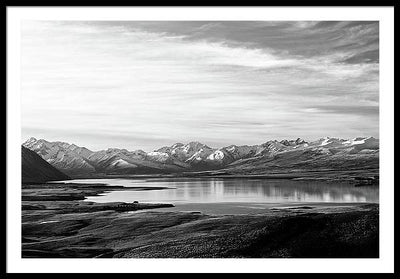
21,21,379,151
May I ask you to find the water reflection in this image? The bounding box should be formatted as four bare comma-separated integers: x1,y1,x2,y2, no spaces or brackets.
66,178,379,204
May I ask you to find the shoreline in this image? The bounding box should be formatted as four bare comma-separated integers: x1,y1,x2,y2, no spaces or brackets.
67,167,379,183
22,181,379,258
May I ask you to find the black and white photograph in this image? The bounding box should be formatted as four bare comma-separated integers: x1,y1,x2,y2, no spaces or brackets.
6,6,395,274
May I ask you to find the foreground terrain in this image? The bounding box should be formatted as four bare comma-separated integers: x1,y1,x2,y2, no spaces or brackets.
22,183,379,258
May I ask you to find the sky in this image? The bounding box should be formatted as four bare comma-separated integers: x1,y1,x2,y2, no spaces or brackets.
21,21,379,152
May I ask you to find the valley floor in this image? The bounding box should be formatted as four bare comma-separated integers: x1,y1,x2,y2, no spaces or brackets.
21,182,379,258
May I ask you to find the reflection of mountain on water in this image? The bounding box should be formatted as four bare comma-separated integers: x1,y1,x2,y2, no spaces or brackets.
164,179,378,203
217,179,378,202
81,178,379,204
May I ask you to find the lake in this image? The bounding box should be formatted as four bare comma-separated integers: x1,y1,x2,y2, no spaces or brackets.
55,178,379,214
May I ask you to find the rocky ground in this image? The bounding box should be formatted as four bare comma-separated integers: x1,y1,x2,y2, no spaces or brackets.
22,183,379,258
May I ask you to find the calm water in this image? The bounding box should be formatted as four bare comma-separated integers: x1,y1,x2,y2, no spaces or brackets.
56,178,379,214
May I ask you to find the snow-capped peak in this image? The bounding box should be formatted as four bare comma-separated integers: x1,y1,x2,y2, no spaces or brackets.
280,138,308,146
318,137,343,146
320,138,331,146
343,137,377,146
25,137,38,144
207,150,224,161
171,143,184,149
147,151,169,158
344,138,364,145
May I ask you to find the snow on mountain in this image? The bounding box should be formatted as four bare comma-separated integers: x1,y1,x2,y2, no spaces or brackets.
256,140,287,156
319,137,331,146
280,138,307,147
207,150,225,161
24,137,38,146
344,137,366,145
185,148,214,164
156,141,214,162
147,151,170,162
22,146,70,183
185,149,204,162
223,136,379,175
312,137,346,147
23,138,96,175
108,158,137,169
343,137,379,149
181,142,212,156
23,136,379,176
221,145,258,160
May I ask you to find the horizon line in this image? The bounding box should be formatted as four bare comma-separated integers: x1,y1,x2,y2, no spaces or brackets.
21,135,379,153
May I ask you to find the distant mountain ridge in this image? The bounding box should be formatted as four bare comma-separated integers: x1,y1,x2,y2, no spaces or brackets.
23,136,379,177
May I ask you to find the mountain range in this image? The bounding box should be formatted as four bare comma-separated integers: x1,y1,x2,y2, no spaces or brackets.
22,146,71,183
22,136,379,178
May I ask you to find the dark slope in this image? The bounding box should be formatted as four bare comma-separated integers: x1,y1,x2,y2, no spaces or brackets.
22,146,70,183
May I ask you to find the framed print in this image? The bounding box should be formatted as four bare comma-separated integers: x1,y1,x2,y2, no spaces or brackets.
5,5,395,274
